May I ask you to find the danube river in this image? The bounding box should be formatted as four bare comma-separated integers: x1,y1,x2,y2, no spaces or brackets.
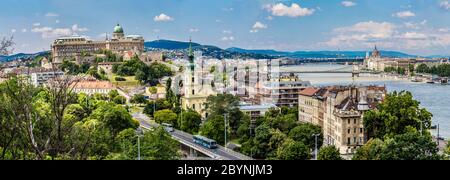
281,63,450,138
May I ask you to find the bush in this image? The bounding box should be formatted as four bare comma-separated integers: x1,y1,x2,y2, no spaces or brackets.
115,77,126,81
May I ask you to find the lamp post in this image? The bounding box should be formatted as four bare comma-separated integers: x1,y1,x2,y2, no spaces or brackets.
224,113,228,148
136,127,143,160
153,101,156,117
312,134,320,160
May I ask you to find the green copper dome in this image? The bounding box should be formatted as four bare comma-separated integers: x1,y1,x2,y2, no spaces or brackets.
113,24,124,33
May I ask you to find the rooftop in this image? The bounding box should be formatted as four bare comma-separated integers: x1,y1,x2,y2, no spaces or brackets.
72,80,114,89
299,87,321,96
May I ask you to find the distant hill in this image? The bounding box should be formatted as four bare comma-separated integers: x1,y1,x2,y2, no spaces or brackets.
227,48,417,59
145,40,274,59
0,51,50,63
144,40,201,50
226,47,289,57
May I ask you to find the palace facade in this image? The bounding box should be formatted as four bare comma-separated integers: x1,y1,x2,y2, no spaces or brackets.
51,24,144,63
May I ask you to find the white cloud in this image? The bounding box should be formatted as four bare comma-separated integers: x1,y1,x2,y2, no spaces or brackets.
221,36,235,41
45,12,59,17
393,11,416,18
253,22,267,29
325,21,396,47
189,28,199,33
341,1,356,7
22,29,27,33
264,3,315,17
55,20,60,24
222,7,234,12
32,24,89,39
250,21,268,33
72,24,89,32
324,20,450,52
33,23,41,26
401,32,427,40
11,29,16,33
403,20,427,29
222,30,232,34
21,44,30,48
266,16,274,21
440,1,450,10
154,13,174,22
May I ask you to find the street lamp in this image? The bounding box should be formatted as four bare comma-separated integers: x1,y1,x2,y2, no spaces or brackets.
136,127,144,160
153,101,156,117
224,113,228,148
312,134,320,160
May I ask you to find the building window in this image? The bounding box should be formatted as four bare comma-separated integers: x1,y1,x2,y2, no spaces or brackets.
354,119,357,124
193,104,196,110
192,90,195,95
354,128,356,133
354,137,357,144
348,129,350,134
360,128,363,133
347,138,351,145
348,119,350,124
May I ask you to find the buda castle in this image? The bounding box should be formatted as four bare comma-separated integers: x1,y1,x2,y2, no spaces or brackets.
51,24,144,63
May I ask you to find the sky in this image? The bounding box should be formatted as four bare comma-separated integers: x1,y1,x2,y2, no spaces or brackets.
2,0,450,56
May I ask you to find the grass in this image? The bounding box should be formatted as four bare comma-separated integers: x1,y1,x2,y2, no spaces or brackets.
230,138,241,145
129,105,144,114
108,74,140,88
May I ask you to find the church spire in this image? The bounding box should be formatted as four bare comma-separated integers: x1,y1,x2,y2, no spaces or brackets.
188,37,193,57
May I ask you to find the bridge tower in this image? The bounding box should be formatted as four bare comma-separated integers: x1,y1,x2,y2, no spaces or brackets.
352,65,360,78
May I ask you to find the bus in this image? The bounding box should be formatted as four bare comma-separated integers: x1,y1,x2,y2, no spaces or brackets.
161,123,174,132
193,135,218,149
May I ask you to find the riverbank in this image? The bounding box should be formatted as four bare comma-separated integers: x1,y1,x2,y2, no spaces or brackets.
287,63,450,139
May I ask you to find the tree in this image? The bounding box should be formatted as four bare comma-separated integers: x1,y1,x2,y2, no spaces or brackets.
178,110,202,134
204,94,246,136
154,109,178,127
200,115,228,145
92,102,139,137
379,130,440,160
130,94,147,104
416,64,429,74
288,123,323,150
353,129,441,160
108,90,120,101
364,91,432,139
113,96,126,105
317,146,343,160
352,138,384,160
0,36,14,55
110,127,180,160
275,139,311,160
143,99,172,117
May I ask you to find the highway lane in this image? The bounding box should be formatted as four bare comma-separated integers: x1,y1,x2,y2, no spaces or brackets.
132,112,252,160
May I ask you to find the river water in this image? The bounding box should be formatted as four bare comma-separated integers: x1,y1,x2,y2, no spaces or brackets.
281,63,450,138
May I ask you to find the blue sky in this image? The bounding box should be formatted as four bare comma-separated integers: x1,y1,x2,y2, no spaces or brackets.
1,0,450,56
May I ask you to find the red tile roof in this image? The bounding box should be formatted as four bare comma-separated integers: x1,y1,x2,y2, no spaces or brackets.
299,87,320,96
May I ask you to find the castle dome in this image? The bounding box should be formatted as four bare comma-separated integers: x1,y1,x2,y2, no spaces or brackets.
113,24,124,33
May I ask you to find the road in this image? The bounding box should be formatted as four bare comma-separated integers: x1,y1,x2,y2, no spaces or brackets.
132,112,253,160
